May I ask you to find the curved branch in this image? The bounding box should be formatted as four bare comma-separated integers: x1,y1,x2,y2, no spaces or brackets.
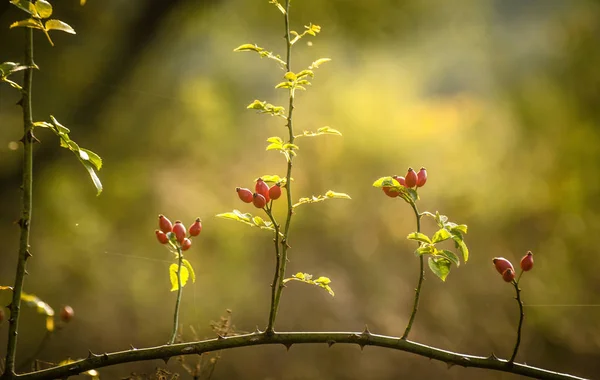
17,331,587,380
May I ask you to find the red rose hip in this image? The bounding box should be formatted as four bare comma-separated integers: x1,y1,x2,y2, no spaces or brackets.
255,178,270,202
253,193,267,208
172,221,186,243
492,257,514,275
416,167,427,187
382,187,399,198
0,309,4,324
158,215,173,233
392,175,406,187
156,230,169,244
502,268,515,282
188,218,202,237
236,187,253,203
405,168,418,188
520,251,534,272
269,184,282,200
181,238,192,251
60,305,74,323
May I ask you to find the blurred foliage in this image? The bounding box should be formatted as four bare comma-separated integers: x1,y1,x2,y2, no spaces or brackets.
1,0,600,378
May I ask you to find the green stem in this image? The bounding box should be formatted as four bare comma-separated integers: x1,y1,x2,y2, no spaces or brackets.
265,209,281,333
268,0,295,332
509,279,525,363
17,331,587,380
168,247,184,345
402,202,423,340
3,28,35,378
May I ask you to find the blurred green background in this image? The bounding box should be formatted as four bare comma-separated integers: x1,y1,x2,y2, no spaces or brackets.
1,0,600,378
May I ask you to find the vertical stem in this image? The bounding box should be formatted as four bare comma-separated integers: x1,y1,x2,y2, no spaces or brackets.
169,247,184,344
509,280,524,363
4,28,35,378
402,202,423,340
265,209,281,333
267,0,294,332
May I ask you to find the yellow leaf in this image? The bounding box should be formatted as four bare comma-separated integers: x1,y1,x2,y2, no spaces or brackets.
169,263,189,291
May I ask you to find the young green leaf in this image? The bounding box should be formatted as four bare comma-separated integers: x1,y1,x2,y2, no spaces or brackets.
34,0,52,18
325,190,351,199
283,272,335,296
428,257,451,281
438,249,460,267
431,228,452,244
9,0,38,17
452,236,469,262
407,232,432,244
44,19,76,34
79,148,103,170
10,18,44,30
309,58,331,69
169,263,190,291
79,159,103,196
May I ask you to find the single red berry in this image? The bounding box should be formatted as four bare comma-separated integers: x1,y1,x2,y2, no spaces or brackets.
172,221,186,243
416,167,427,187
188,218,202,237
60,305,74,323
269,184,282,200
502,268,516,283
181,238,192,251
255,178,270,202
392,175,406,187
253,193,267,208
236,187,253,203
158,215,173,233
405,168,418,188
0,309,4,324
155,230,169,244
493,257,514,275
520,251,534,272
382,187,399,198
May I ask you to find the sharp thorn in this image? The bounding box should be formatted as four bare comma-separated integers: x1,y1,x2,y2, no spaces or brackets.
361,325,371,336
162,357,170,365
217,334,225,340
254,326,262,334
327,340,335,348
447,362,455,370
283,343,292,351
87,350,94,359
129,344,136,350
102,353,108,360
358,343,366,351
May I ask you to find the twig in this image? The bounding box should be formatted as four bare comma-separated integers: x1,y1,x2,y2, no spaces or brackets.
17,331,588,380
3,27,35,379
268,0,295,332
402,202,424,339
168,247,184,344
265,208,281,333
510,279,525,363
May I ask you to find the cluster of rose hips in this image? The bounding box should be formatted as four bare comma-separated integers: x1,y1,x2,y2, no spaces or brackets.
155,215,202,251
493,251,534,282
236,178,282,209
383,167,427,198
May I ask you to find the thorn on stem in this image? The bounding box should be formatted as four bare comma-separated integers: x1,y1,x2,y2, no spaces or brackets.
327,340,335,348
129,344,136,350
283,343,292,351
254,326,262,334
25,251,32,258
102,353,108,360
488,353,499,361
446,362,455,370
87,350,95,359
162,357,170,365
361,325,371,336
217,334,225,340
